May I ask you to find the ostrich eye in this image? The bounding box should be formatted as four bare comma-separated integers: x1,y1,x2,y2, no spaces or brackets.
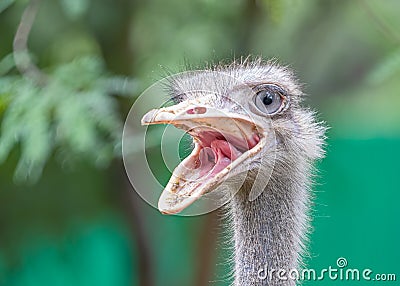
253,85,286,115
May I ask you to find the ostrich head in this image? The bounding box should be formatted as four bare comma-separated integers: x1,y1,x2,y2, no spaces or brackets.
142,59,325,215
141,58,326,285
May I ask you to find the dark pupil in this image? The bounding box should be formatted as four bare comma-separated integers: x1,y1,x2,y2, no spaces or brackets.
262,92,274,105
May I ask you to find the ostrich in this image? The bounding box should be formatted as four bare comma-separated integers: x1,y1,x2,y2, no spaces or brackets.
141,59,326,285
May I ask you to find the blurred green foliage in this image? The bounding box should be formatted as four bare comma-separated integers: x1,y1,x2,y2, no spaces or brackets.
0,56,135,182
0,0,15,14
0,0,399,286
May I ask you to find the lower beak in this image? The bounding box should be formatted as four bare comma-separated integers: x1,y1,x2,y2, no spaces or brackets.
141,99,265,214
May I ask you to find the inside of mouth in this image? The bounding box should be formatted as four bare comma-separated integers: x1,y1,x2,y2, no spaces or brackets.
158,122,263,214
185,130,260,181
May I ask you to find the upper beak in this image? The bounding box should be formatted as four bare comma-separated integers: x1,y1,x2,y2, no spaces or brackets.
142,99,259,139
141,97,266,214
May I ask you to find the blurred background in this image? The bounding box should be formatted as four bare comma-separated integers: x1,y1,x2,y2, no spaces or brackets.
0,0,399,285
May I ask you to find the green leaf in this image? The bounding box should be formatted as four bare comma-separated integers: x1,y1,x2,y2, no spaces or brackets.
367,49,400,84
59,0,90,20
0,54,15,76
0,0,15,14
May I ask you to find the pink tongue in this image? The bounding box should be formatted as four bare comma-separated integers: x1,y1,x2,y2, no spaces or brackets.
211,140,242,160
198,140,243,178
198,147,215,177
211,150,231,175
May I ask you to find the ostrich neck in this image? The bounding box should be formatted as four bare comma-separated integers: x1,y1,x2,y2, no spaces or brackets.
231,167,310,286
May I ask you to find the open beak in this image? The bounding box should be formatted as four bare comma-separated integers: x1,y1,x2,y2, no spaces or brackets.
141,98,267,214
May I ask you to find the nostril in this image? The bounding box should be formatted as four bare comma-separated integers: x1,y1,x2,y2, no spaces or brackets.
186,107,207,114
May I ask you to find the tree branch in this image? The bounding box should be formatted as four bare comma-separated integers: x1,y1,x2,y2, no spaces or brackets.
358,0,400,44
13,0,47,85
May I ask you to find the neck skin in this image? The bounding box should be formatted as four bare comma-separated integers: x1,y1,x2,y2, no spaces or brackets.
230,161,310,286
